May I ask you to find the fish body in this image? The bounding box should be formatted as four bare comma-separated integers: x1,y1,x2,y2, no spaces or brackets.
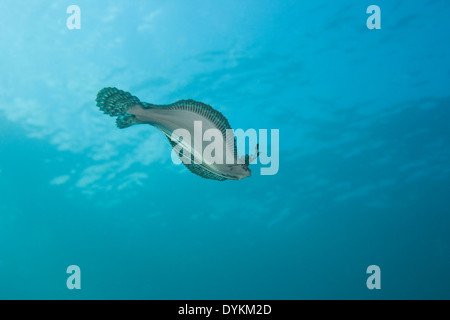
96,87,259,181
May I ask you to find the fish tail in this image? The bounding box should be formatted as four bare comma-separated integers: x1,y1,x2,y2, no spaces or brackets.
96,87,142,129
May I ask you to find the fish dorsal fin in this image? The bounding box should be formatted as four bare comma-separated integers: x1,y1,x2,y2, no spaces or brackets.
165,99,237,153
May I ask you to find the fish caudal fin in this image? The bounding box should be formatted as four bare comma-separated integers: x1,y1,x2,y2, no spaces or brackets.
96,87,142,129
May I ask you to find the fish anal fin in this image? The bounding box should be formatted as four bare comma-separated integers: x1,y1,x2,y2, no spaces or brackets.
166,136,227,181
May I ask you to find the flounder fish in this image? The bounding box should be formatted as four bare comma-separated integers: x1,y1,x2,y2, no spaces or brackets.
96,87,259,181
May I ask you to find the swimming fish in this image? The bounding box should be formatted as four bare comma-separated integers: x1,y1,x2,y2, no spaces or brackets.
95,87,260,181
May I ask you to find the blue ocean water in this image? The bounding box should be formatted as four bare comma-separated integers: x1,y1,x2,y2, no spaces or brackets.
0,0,449,299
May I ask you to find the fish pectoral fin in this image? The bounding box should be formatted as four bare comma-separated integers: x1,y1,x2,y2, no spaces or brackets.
248,143,261,164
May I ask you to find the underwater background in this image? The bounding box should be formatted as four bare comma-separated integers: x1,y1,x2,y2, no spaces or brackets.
0,0,449,299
